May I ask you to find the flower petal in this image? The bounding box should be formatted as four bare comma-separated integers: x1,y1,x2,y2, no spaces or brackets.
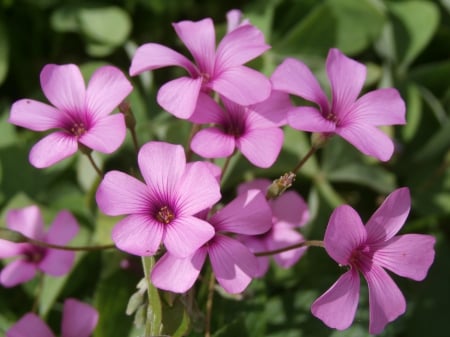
372,234,435,281
157,76,203,119
151,249,207,293
39,249,75,276
190,128,235,159
61,299,99,337
40,64,85,114
363,264,406,334
9,99,66,131
324,205,367,265
287,106,336,133
268,225,307,268
0,259,37,287
0,240,24,258
111,214,164,256
237,178,270,195
271,190,309,228
29,131,78,168
238,235,270,277
188,92,224,124
250,90,292,126
311,268,360,331
96,171,150,216
6,205,45,240
46,210,79,245
6,313,55,337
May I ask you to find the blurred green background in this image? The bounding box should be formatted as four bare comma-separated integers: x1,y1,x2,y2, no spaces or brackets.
0,0,449,336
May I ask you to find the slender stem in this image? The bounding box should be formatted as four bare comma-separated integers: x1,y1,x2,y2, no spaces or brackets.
32,272,44,313
186,123,202,162
255,240,324,257
26,237,116,252
220,152,235,183
291,144,319,175
130,127,140,154
141,256,163,336
85,152,103,178
204,270,216,337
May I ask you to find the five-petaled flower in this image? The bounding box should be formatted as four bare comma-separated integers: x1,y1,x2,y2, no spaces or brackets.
271,48,406,161
311,187,435,334
9,64,133,168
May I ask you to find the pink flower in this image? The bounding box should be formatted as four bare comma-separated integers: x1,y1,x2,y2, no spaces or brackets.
237,179,310,276
271,48,406,161
189,91,290,168
226,9,250,32
311,187,435,334
95,141,221,258
151,189,272,294
9,64,133,168
0,205,79,287
6,298,98,337
129,17,271,119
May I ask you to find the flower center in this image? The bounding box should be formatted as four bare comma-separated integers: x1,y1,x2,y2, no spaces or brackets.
156,206,175,224
325,112,339,124
24,246,45,263
349,244,372,271
70,122,87,138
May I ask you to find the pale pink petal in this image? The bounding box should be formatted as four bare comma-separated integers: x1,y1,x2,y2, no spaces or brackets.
336,123,394,161
226,9,249,32
271,190,309,228
151,249,207,293
212,190,271,235
324,205,367,265
79,113,126,153
188,93,224,124
237,127,283,168
237,178,270,195
6,205,45,240
157,76,203,119
311,268,360,331
40,64,85,114
349,88,406,126
268,225,307,268
62,299,98,337
9,99,66,131
129,43,196,76
211,66,271,106
363,264,406,334
39,249,75,276
190,128,235,159
209,235,258,293
372,234,435,281
86,65,133,119
173,19,215,73
0,259,37,287
6,313,55,337
96,171,150,216
287,106,335,133
251,90,292,126
365,187,410,243
0,240,25,258
111,214,164,256
271,58,329,112
164,216,214,258
215,25,269,71
46,211,79,245
29,131,78,168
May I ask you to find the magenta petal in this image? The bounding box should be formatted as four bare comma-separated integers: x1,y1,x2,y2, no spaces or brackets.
373,234,435,281
251,91,292,126
39,249,75,276
6,313,55,337
271,191,309,228
212,190,272,235
9,99,65,131
363,264,406,334
6,205,45,240
211,66,271,106
130,43,196,76
311,268,360,331
324,205,367,265
61,299,98,337
29,131,78,168
151,250,207,293
190,128,235,159
46,210,79,245
238,127,283,168
157,76,202,119
40,64,85,113
365,187,410,243
79,113,126,153
0,259,37,287
189,93,224,124
237,178,270,195
0,240,24,258
96,171,150,216
288,106,335,133
268,226,307,268
164,216,214,258
240,236,270,277
112,214,164,256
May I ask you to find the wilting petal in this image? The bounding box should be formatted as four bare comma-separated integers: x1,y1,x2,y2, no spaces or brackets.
190,128,235,159
96,171,150,216
46,210,79,245
9,99,66,131
324,205,367,265
6,205,45,240
157,76,203,119
363,264,406,334
61,299,98,337
151,249,207,293
6,313,55,337
372,234,435,281
268,225,307,268
29,131,78,168
39,249,75,276
288,106,336,133
365,187,410,243
311,268,360,331
40,64,85,114
238,127,283,168
112,214,164,256
0,259,37,287
271,191,309,228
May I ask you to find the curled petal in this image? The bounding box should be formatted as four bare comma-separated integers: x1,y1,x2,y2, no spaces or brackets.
6,313,55,337
9,99,66,131
62,299,99,337
29,131,78,168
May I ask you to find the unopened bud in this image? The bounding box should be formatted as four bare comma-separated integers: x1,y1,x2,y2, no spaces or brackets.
266,172,296,199
311,132,331,149
119,100,136,130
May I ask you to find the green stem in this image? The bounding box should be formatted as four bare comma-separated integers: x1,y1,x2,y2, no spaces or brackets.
255,240,324,257
204,270,216,337
85,151,103,178
26,237,116,252
141,256,163,337
291,144,319,175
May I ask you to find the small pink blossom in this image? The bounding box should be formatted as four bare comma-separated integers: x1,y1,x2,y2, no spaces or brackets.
271,48,406,161
6,298,98,337
9,64,132,168
130,17,271,119
0,205,79,287
311,187,435,334
96,141,221,258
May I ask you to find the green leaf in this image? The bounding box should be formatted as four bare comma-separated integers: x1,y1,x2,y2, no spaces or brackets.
402,84,423,142
50,5,80,32
161,295,190,337
414,118,450,162
0,18,9,85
